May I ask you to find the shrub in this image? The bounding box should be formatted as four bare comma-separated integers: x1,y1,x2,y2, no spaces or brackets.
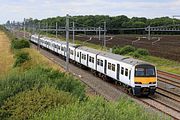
11,39,30,49
119,45,136,55
55,74,86,101
112,46,121,54
13,51,31,67
0,86,76,120
0,67,86,106
33,97,169,120
132,51,141,58
136,48,149,56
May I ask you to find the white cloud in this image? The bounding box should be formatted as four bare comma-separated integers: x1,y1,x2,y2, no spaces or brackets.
0,0,180,24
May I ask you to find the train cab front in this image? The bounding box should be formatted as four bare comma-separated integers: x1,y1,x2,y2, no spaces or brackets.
133,64,157,96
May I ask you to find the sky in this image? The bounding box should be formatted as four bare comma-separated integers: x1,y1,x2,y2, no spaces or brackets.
0,0,180,24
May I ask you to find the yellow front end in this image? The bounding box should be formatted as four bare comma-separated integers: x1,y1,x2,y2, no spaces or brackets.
134,77,156,84
133,77,157,96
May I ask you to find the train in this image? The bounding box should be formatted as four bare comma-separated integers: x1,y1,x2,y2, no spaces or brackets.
30,34,157,96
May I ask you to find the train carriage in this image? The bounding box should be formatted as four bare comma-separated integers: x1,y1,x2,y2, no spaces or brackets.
77,46,100,70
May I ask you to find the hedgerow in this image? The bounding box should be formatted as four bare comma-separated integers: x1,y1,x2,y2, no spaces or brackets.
11,39,30,49
0,86,76,120
32,97,170,120
113,45,149,58
13,51,31,67
0,67,86,106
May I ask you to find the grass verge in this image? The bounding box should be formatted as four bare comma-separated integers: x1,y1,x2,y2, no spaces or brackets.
0,31,14,76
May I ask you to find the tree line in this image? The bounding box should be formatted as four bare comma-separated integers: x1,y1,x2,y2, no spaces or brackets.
18,15,180,29
6,15,180,34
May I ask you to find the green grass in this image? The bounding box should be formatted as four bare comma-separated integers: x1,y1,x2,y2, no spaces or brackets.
32,96,171,120
141,56,180,74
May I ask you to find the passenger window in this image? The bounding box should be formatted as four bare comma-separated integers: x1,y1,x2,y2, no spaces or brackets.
70,50,73,55
108,63,111,70
112,64,115,71
100,60,103,66
84,55,86,60
97,59,100,65
125,69,128,76
92,57,94,63
121,67,124,75
77,52,79,57
129,70,131,80
89,56,91,62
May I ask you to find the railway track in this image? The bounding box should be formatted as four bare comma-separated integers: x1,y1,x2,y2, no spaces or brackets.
156,87,180,103
158,70,180,80
114,85,180,120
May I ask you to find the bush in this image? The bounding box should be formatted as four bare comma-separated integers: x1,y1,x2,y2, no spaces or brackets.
0,86,76,120
13,51,31,67
119,45,136,55
11,39,30,49
113,45,149,59
55,75,86,101
113,45,136,55
33,97,168,120
132,51,141,58
0,67,86,106
136,48,149,56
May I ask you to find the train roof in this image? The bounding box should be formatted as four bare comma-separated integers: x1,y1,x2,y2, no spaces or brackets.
77,46,101,54
98,51,150,66
77,46,150,66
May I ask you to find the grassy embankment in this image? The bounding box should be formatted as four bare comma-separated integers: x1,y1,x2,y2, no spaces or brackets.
0,31,14,76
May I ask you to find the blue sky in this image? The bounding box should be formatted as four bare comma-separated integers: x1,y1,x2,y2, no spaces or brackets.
0,0,180,24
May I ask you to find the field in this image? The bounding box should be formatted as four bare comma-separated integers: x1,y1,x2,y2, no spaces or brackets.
0,31,14,76
75,34,180,62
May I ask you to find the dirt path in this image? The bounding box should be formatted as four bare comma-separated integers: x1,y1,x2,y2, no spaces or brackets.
0,31,14,75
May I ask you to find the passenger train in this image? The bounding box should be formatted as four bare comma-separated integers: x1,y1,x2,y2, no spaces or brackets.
30,35,157,96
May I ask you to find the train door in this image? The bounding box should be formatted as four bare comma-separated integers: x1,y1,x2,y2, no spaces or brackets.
104,60,107,74
87,54,89,67
80,52,81,63
117,64,120,80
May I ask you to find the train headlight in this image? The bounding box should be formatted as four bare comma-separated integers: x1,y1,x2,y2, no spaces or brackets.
149,82,156,84
135,82,142,84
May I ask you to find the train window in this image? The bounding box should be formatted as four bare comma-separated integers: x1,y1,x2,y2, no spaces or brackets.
84,55,86,60
125,69,128,76
112,64,115,71
135,68,145,76
97,59,100,65
100,60,103,66
108,63,111,70
70,50,73,55
89,56,91,62
82,54,84,59
146,68,155,76
61,47,64,51
77,52,79,57
129,70,131,80
92,57,94,63
121,67,124,75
